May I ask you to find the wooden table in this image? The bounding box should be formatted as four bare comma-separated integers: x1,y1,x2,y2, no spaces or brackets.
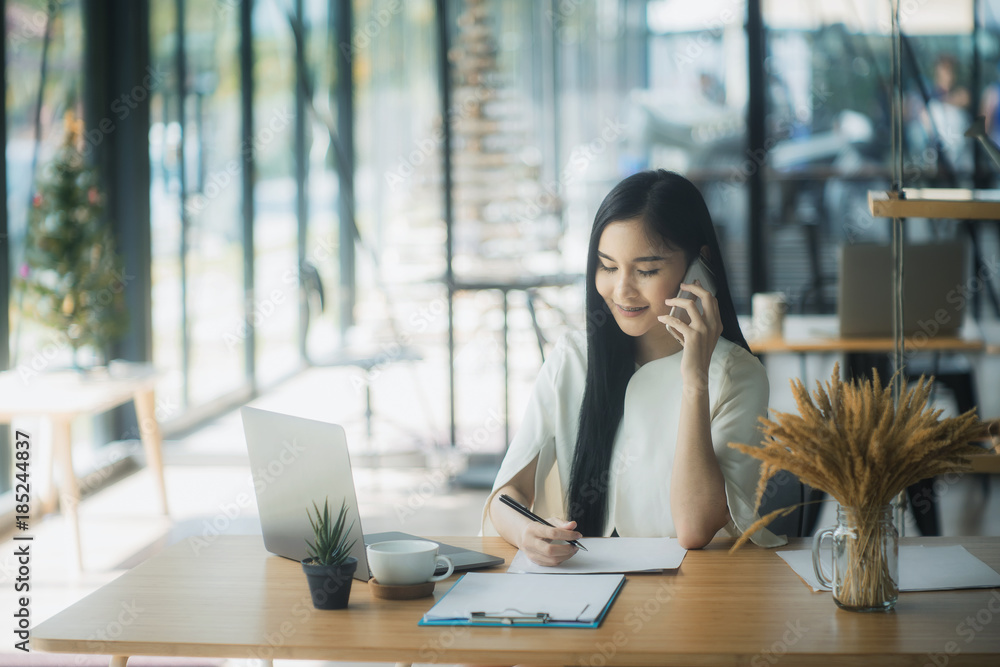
0,362,168,570
31,535,1000,666
747,314,985,355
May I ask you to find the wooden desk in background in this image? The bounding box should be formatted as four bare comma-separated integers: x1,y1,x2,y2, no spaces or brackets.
749,315,1000,471
0,362,169,570
747,314,985,355
32,535,1000,666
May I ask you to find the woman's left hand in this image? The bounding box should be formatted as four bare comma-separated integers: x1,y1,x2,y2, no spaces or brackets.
658,280,722,389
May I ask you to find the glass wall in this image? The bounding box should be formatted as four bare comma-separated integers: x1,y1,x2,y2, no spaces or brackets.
350,0,449,440
761,0,976,312
302,0,342,362
149,0,341,413
149,0,183,412
5,0,999,495
6,1,86,371
183,1,248,404
644,0,751,307
150,0,249,412
4,2,89,494
253,0,300,385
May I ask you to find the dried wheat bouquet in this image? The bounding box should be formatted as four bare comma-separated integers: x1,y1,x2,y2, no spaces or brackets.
728,364,985,550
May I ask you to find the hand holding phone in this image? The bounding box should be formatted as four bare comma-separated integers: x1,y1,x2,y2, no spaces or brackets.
665,257,718,345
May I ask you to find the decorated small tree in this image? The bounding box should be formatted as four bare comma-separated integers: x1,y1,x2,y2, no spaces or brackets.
18,112,129,367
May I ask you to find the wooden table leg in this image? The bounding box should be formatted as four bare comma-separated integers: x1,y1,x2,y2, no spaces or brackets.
109,655,129,667
53,417,83,571
134,389,169,516
42,420,59,515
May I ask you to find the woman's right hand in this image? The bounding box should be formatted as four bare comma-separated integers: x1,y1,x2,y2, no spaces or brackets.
517,518,583,566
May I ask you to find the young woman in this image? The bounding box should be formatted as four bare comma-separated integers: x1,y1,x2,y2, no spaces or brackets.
483,170,784,565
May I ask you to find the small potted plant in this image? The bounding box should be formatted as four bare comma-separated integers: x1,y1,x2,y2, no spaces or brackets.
301,498,358,610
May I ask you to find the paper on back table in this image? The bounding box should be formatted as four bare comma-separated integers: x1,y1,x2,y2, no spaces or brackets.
779,544,1000,592
508,537,687,574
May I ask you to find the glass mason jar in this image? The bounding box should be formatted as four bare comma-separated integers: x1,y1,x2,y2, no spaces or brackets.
811,504,899,612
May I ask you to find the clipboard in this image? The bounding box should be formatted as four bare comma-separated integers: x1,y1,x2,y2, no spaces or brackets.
419,572,626,628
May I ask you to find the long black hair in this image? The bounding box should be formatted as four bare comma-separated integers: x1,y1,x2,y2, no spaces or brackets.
566,170,750,536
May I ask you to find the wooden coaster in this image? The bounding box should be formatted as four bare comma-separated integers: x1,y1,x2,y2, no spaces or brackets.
369,578,435,600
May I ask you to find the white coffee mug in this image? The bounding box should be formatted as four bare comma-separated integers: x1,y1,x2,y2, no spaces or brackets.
751,291,788,339
366,540,454,585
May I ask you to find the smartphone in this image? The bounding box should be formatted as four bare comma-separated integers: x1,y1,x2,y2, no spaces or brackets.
667,257,718,345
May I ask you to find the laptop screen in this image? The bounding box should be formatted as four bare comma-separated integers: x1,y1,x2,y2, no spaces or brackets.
241,406,371,580
838,241,967,338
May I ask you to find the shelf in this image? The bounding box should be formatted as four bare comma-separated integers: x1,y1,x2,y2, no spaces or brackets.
969,453,1000,474
868,188,1000,220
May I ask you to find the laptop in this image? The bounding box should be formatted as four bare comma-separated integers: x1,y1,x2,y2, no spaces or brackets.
838,241,967,338
240,406,504,581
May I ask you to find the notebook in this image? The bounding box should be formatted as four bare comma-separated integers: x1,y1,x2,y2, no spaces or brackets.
838,241,966,337
241,406,504,580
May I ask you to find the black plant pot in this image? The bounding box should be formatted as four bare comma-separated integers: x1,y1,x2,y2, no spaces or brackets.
301,556,358,610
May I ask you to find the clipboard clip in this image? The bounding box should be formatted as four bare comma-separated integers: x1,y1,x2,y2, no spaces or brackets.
469,610,551,625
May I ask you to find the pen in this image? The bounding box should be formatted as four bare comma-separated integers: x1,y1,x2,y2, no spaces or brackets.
498,493,588,551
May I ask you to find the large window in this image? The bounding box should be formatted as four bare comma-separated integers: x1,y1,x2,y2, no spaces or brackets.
252,0,300,385
761,0,978,312
302,0,343,362
149,0,248,413
5,0,999,501
6,1,86,371
4,2,89,494
149,0,183,413
645,0,751,308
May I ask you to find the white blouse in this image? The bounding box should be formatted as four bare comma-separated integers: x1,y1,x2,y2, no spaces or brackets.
481,330,786,548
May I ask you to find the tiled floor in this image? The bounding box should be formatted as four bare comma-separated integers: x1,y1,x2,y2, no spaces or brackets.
2,349,999,667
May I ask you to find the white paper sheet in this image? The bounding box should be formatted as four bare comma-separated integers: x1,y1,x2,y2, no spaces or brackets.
423,572,625,623
507,537,687,574
779,544,1000,592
